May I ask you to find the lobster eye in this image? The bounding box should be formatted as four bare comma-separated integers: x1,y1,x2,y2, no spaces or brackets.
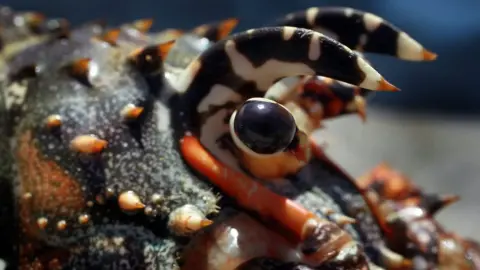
230,98,296,155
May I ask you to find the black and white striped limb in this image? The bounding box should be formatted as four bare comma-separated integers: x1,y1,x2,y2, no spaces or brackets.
178,26,398,128
275,7,437,61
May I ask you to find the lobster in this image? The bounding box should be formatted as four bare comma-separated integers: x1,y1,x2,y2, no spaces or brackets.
0,4,477,270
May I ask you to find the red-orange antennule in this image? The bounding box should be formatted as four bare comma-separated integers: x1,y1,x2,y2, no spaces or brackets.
217,18,239,40
180,134,320,243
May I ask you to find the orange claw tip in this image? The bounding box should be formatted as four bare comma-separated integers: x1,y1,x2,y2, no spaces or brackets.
377,78,400,92
422,49,438,61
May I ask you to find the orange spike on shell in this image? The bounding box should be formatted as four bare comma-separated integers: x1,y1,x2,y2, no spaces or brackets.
70,134,107,154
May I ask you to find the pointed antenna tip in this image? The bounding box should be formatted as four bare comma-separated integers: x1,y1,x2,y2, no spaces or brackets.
377,78,400,92
423,49,438,61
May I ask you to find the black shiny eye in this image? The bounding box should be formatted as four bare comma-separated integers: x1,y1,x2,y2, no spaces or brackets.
231,98,297,155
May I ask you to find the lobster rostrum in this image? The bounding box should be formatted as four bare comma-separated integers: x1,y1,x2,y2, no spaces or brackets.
0,4,475,270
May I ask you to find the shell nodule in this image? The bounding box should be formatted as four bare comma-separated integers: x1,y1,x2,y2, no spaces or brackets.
167,204,213,236
70,134,108,154
118,190,145,212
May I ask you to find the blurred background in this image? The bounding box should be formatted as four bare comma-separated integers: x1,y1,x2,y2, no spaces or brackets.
3,0,479,242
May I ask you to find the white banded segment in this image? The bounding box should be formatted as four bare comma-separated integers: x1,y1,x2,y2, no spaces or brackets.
274,7,437,61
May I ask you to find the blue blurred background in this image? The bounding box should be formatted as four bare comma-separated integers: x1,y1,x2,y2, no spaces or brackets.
4,0,480,240
5,0,480,114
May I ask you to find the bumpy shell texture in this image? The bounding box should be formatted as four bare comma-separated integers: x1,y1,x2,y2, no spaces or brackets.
0,4,477,270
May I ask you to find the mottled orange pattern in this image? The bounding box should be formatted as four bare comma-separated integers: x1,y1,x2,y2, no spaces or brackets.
16,131,85,239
